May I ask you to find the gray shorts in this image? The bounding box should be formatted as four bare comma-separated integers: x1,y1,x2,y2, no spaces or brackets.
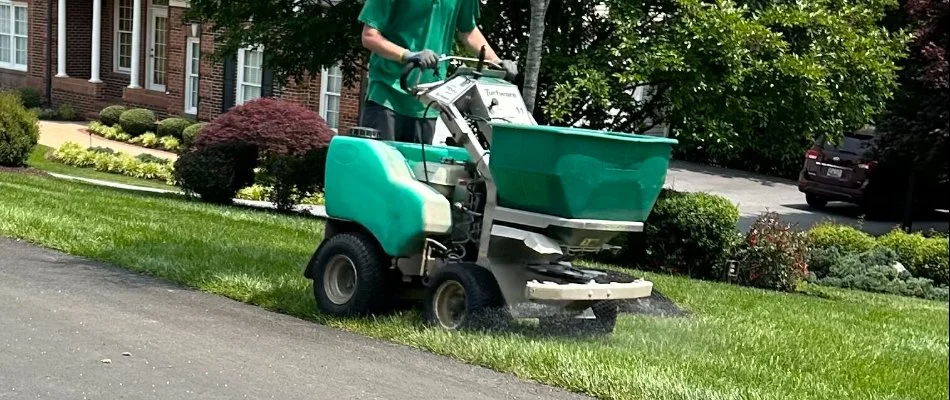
359,101,436,144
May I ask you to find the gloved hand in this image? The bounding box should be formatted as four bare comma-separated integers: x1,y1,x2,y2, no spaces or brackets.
403,49,438,68
498,59,519,80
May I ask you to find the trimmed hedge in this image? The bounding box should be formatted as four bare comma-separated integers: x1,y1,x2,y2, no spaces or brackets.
877,229,949,287
807,222,878,254
157,117,195,139
99,105,128,126
182,122,206,148
118,108,157,136
604,189,740,279
0,91,40,167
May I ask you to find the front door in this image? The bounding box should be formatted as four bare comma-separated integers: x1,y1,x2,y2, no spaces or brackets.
146,6,168,92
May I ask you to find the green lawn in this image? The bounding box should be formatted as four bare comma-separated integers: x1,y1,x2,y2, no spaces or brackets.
1,171,947,400
26,145,180,192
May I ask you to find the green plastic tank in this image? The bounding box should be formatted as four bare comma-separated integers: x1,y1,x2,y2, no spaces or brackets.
488,123,678,222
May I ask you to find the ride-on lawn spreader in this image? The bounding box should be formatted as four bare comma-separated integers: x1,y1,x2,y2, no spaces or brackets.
304,51,678,334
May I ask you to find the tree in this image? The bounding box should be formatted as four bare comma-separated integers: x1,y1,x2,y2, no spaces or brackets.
870,0,949,222
523,0,552,113
543,0,907,178
186,0,368,88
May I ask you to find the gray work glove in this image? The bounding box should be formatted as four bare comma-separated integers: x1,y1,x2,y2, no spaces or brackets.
404,49,439,68
498,59,518,80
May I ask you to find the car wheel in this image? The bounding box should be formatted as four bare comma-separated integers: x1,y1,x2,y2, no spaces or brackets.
805,194,828,208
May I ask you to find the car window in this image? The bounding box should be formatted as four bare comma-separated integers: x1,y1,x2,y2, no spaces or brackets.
821,135,873,155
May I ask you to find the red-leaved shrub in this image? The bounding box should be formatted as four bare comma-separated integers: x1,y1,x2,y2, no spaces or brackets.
176,97,335,209
194,97,333,158
732,212,809,292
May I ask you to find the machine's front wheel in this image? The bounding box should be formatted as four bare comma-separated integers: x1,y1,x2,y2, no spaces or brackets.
311,232,389,317
423,264,509,331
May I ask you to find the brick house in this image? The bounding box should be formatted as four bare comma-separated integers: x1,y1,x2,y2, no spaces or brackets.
0,0,364,133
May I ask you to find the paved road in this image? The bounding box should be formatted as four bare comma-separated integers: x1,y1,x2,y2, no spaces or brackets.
0,238,589,400
665,160,949,235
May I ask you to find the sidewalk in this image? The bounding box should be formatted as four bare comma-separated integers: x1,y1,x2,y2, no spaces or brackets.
38,120,179,161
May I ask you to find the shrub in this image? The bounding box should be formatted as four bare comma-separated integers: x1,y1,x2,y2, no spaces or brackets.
157,117,195,139
118,108,156,136
609,189,741,279
174,142,259,204
87,146,116,155
50,142,175,183
809,246,949,301
0,91,40,167
807,222,877,254
99,105,128,126
57,104,77,120
137,132,159,148
187,98,334,209
15,87,42,108
181,122,206,148
28,107,59,120
135,153,169,164
732,212,809,292
877,229,949,287
159,135,180,152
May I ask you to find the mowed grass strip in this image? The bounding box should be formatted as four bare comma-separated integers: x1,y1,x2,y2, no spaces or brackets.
1,172,947,400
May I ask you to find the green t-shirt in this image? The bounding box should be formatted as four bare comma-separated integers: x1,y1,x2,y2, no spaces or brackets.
358,0,480,119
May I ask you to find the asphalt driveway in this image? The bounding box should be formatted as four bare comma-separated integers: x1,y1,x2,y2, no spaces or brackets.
665,160,949,235
0,238,588,400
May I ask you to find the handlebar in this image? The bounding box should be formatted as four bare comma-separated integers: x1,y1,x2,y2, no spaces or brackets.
399,52,504,93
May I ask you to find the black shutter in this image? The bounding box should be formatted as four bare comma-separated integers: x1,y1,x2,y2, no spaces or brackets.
221,52,237,112
261,53,275,98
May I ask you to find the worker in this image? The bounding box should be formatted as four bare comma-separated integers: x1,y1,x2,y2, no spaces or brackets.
357,0,517,144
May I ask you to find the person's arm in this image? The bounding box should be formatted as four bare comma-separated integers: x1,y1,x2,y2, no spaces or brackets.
457,27,501,63
362,25,409,63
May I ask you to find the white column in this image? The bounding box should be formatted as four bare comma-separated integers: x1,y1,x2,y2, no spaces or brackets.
89,0,102,83
128,0,143,88
55,0,67,77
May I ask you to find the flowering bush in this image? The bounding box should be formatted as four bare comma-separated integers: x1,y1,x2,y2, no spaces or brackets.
732,212,809,292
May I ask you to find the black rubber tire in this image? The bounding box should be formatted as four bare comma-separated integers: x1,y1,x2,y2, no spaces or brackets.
310,232,389,317
805,194,828,208
422,264,509,331
539,300,619,335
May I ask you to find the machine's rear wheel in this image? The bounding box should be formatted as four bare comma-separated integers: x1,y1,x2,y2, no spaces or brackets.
311,232,389,317
539,300,619,335
423,264,509,331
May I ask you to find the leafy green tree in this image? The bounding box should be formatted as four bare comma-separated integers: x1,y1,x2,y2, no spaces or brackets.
186,0,368,87
544,0,906,178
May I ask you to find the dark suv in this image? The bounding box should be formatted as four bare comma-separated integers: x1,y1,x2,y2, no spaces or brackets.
798,128,878,209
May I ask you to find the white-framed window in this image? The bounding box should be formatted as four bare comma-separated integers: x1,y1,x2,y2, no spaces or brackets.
320,64,343,132
236,47,263,105
184,37,200,114
0,2,28,71
114,0,133,72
